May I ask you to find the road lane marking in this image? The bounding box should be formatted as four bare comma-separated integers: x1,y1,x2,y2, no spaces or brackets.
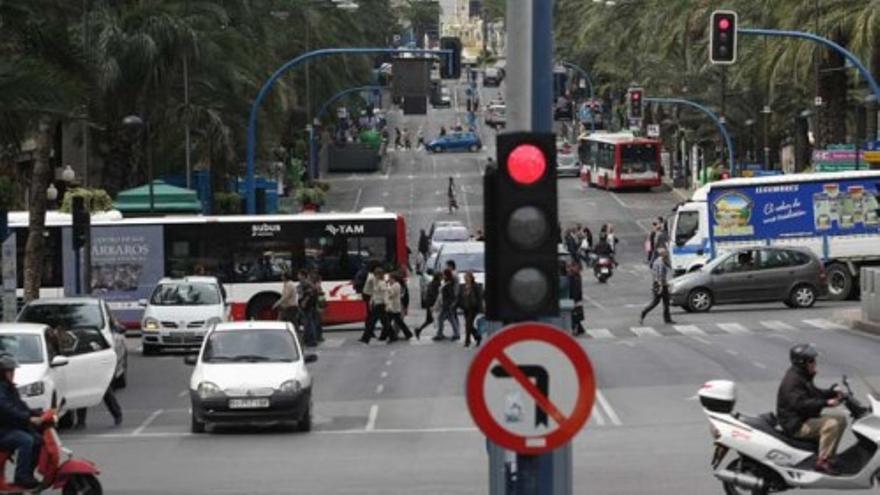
177,390,188,398
803,319,847,330
385,360,393,366
352,188,363,211
609,192,630,209
631,326,660,337
389,350,397,357
717,323,751,335
380,371,388,378
590,405,606,426
725,349,739,356
376,384,385,394
132,409,164,436
587,328,614,339
365,404,379,431
761,320,796,332
595,390,622,426
674,325,707,336
753,361,767,369
690,336,712,345
583,295,608,312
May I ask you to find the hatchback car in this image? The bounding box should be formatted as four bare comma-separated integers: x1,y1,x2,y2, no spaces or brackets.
140,276,229,355
426,132,482,153
18,297,128,388
669,247,827,312
557,141,579,177
185,321,317,433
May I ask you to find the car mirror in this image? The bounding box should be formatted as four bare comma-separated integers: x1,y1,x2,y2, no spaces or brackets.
50,356,69,368
137,299,148,307
183,355,198,366
304,353,318,364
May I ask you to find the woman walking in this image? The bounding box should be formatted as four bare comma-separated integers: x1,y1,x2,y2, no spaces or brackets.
384,273,413,343
416,272,441,339
459,271,484,347
432,269,461,341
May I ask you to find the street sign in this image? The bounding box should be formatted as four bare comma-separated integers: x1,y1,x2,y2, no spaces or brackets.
647,124,660,137
466,323,595,455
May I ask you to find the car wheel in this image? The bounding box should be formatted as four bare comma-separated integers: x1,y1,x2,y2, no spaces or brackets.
297,404,312,432
142,343,158,356
789,284,817,309
191,414,206,434
825,263,853,301
687,288,713,312
469,144,479,152
62,474,102,495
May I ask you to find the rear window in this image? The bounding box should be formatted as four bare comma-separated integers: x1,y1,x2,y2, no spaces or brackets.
433,228,470,242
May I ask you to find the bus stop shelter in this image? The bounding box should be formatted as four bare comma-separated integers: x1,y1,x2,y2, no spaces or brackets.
113,180,202,216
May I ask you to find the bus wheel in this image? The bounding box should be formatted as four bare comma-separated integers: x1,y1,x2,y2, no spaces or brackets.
247,293,280,320
826,263,853,301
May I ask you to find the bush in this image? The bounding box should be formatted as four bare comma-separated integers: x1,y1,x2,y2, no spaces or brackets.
60,188,113,213
213,192,242,215
295,187,325,206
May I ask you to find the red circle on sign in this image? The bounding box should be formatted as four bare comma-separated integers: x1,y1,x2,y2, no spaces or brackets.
466,323,596,455
507,144,547,185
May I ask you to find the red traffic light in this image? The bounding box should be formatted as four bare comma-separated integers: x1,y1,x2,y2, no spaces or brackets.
507,144,547,185
717,17,731,31
631,91,641,100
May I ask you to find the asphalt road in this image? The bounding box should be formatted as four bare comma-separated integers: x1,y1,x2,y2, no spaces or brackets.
60,80,878,494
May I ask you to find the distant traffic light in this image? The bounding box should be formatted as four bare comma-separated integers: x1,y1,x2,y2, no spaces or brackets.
72,196,90,250
710,10,738,64
439,37,462,79
628,88,643,120
485,132,559,321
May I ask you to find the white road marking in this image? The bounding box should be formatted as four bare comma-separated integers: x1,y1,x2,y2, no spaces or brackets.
583,295,608,312
389,350,397,357
380,371,388,378
725,349,739,356
690,336,713,345
177,390,188,398
352,188,363,211
587,328,614,339
674,324,707,336
803,319,847,330
634,218,652,234
385,360,393,366
365,404,379,431
132,409,164,436
375,383,385,394
717,322,751,335
631,326,661,337
753,361,767,369
609,192,630,209
590,405,606,426
321,338,345,349
761,320,797,332
596,390,622,426
382,191,390,197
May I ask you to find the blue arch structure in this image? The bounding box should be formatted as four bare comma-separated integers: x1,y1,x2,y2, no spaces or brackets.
245,47,451,214
561,61,596,134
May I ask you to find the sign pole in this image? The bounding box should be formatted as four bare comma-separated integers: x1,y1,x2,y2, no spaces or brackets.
1,230,16,322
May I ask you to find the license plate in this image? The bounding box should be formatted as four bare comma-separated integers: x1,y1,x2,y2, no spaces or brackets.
228,398,270,409
601,268,610,274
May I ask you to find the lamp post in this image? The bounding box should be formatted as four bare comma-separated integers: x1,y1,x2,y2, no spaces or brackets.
46,183,58,210
122,115,154,213
761,105,772,169
744,119,756,163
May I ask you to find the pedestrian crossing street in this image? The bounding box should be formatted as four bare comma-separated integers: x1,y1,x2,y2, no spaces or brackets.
316,318,850,349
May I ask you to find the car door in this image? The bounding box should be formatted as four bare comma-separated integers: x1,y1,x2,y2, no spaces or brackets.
58,326,117,408
709,251,761,303
101,301,125,377
43,328,68,408
754,249,795,300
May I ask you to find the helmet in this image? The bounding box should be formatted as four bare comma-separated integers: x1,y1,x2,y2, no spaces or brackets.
0,354,19,371
790,343,818,368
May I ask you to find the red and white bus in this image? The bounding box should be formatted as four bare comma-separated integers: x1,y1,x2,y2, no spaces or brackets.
8,209,407,327
578,132,662,190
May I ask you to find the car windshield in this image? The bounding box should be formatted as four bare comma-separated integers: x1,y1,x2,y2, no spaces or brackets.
150,283,221,306
18,303,104,330
621,144,657,173
0,334,44,364
202,329,299,363
437,252,485,272
433,227,470,242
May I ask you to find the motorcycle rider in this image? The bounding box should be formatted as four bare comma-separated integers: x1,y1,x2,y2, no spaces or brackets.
777,343,846,475
592,234,615,266
0,354,43,489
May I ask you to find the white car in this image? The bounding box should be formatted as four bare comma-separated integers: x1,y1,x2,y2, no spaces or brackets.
140,276,229,355
419,241,486,306
0,322,116,418
430,225,471,253
556,141,580,177
485,104,506,128
185,321,317,433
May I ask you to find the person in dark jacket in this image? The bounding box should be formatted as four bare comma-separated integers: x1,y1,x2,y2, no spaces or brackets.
432,269,460,341
458,271,483,347
417,272,441,339
567,262,586,336
776,343,846,475
0,355,43,489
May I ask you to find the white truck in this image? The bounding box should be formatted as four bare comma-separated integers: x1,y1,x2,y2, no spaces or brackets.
670,170,880,300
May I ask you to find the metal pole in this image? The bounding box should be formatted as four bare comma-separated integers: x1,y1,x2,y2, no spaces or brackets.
147,123,154,213
561,62,596,134
74,248,81,295
82,0,89,187
184,56,192,189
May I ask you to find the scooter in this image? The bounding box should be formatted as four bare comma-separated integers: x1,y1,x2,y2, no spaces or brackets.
699,376,880,494
0,409,102,494
593,256,614,283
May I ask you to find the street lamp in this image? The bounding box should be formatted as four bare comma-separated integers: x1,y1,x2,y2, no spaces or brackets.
122,114,155,213
744,119,756,162
60,165,76,183
46,183,58,210
761,105,772,169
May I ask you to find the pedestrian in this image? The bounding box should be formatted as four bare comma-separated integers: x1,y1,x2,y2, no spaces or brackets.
568,262,586,336
417,229,430,260
654,216,669,253
394,127,402,149
639,247,675,325
602,223,619,255
579,227,593,266
360,266,390,344
359,262,380,337
416,272,441,339
384,272,413,342
439,126,447,136
403,129,412,149
417,128,425,149
74,386,123,428
459,271,484,347
447,176,459,214
432,268,461,341
311,271,326,343
273,271,300,333
564,227,580,264
474,228,485,242
298,270,319,346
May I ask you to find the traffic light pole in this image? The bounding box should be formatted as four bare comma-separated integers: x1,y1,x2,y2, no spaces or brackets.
645,97,736,180
561,62,596,134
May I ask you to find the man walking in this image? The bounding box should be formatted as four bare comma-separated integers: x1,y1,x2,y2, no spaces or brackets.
568,262,586,336
273,271,300,333
640,247,675,325
360,266,390,344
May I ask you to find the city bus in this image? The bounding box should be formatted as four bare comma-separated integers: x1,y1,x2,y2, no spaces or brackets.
577,132,662,190
7,209,407,328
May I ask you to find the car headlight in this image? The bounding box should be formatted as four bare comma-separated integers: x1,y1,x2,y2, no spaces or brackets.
18,381,45,397
197,381,224,399
279,379,302,394
142,317,160,332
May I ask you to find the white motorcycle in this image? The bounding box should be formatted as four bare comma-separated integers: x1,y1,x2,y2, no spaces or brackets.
699,376,880,494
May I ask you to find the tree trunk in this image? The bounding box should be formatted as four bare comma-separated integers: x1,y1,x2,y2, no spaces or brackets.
23,117,55,302
794,115,811,172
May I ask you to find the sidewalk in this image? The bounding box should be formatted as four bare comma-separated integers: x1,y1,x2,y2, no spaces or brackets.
837,306,880,337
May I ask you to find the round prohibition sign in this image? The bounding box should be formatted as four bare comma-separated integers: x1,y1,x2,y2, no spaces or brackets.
466,323,596,455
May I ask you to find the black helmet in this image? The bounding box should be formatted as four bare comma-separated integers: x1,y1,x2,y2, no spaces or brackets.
0,354,19,371
790,343,818,368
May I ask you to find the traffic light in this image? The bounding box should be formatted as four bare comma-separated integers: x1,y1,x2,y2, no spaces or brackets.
439,37,462,80
710,10,738,64
628,88,643,120
485,132,559,321
71,196,90,250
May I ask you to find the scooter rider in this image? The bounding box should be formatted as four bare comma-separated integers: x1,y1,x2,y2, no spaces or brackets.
0,354,43,489
776,343,846,475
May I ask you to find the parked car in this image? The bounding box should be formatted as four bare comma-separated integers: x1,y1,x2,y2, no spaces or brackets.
485,104,506,128
557,140,579,177
430,225,471,253
669,247,827,312
0,322,116,420
483,67,503,87
426,132,482,153
140,276,229,355
18,297,128,388
185,321,318,433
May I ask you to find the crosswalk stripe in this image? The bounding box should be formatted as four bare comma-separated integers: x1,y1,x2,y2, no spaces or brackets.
802,319,848,331
322,338,345,348
587,328,615,339
631,326,661,337
717,323,751,335
590,405,606,426
674,325,707,336
761,320,797,332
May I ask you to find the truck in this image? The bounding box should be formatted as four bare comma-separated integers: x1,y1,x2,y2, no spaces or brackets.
670,170,880,300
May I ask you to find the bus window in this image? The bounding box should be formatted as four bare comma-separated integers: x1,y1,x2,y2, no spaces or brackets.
621,144,657,174
231,240,293,283
674,210,700,247
304,236,392,281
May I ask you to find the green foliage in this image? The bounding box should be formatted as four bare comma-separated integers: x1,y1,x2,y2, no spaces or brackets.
0,177,15,210
295,187,325,206
59,188,113,213
213,192,242,215
287,158,306,190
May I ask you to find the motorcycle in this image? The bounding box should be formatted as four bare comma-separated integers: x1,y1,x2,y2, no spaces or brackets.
0,409,102,494
593,256,614,283
699,376,880,494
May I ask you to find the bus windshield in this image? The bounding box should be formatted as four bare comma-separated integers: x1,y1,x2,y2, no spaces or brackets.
621,144,657,174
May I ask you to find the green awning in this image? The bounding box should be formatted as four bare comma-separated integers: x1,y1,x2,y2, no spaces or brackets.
113,180,202,215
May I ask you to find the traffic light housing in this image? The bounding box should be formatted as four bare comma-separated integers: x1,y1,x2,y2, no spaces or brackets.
0,209,7,244
628,88,643,120
485,132,559,321
710,10,738,64
439,37,462,80
71,196,90,250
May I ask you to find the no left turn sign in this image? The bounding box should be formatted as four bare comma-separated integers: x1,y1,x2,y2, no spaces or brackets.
466,322,596,455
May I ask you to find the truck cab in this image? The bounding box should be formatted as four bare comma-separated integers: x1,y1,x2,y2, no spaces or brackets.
671,186,711,275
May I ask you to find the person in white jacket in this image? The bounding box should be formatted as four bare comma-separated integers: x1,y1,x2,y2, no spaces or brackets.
383,273,413,343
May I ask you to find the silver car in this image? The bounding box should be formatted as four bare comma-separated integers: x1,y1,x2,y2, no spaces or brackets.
669,247,828,312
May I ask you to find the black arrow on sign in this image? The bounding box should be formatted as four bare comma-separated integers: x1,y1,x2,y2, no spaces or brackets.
491,364,549,427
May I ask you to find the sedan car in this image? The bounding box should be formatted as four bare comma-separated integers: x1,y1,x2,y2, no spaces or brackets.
426,132,482,153
430,225,471,253
670,247,827,312
140,276,229,355
185,321,317,433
